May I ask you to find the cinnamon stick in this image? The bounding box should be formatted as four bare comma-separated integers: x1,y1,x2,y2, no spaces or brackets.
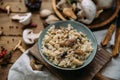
112,27,120,57
101,24,116,46
95,73,110,80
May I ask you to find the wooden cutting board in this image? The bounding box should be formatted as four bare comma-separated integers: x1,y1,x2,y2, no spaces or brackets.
29,44,112,80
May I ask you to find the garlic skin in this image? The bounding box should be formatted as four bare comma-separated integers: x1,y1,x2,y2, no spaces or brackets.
40,9,52,18
45,15,59,24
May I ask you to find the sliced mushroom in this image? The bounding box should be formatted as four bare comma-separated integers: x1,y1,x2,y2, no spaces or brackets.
63,7,77,20
59,38,77,47
77,0,97,24
74,49,83,55
23,29,41,44
72,3,77,11
56,0,77,20
45,15,59,24
11,13,32,25
72,58,83,66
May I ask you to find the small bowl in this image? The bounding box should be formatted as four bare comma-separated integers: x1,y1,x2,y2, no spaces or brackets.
38,20,97,70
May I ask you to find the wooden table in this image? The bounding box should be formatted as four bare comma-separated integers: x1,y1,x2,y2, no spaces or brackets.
0,0,44,80
0,0,119,80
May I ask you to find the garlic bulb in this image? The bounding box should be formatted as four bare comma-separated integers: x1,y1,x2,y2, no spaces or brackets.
45,15,59,24
40,9,52,18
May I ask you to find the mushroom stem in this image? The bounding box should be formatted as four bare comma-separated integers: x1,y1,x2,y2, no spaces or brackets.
13,40,25,53
30,31,41,40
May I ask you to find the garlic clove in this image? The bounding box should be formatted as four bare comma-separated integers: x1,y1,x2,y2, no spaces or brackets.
45,15,59,24
40,9,52,18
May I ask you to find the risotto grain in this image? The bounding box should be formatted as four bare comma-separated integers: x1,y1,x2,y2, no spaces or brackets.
42,24,93,68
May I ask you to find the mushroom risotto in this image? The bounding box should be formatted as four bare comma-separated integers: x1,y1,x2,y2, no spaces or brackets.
42,24,93,68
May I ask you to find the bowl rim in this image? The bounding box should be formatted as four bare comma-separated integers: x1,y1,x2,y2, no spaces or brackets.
38,20,97,70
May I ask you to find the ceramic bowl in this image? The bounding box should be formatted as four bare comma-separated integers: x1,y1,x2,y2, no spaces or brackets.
38,20,97,70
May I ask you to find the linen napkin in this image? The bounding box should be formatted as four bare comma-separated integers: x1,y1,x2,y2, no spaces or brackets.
8,50,58,80
94,30,120,80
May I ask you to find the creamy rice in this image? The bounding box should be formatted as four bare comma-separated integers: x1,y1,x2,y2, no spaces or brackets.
42,24,93,68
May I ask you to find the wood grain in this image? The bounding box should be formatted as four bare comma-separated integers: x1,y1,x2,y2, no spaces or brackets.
0,13,43,36
0,0,27,12
29,44,112,80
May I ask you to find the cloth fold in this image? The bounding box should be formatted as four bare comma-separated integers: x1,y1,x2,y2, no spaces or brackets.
8,50,58,80
8,29,120,80
94,30,120,80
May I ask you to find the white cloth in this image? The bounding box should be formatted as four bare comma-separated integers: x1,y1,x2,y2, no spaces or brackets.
8,50,58,80
94,30,120,80
8,29,120,80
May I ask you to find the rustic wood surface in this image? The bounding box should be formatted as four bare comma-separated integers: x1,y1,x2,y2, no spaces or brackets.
29,44,112,80
0,0,27,12
0,0,119,80
0,16,43,80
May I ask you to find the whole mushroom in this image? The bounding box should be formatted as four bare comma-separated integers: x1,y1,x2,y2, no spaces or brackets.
77,0,97,24
11,13,32,25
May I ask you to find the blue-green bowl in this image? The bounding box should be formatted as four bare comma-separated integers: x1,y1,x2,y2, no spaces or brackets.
38,20,97,70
